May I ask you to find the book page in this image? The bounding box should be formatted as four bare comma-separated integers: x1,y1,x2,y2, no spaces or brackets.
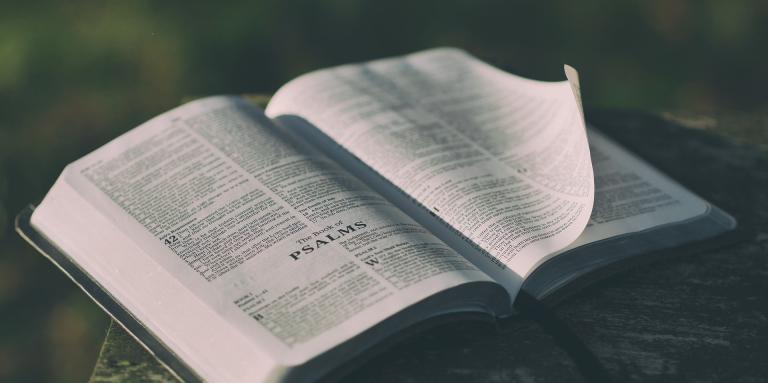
266,48,593,297
57,96,502,365
566,127,711,249
521,127,731,299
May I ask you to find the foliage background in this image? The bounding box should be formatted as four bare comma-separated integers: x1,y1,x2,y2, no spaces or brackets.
1,1,766,381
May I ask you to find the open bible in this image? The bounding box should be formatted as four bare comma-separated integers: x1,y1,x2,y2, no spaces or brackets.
18,48,735,382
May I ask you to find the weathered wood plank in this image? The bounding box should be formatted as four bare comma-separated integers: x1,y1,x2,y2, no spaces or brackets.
89,322,178,382
90,110,768,382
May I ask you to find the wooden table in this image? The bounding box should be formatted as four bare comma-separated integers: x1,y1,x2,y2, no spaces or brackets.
89,110,768,382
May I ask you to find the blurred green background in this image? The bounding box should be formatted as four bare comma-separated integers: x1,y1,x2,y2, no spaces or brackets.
1,1,766,381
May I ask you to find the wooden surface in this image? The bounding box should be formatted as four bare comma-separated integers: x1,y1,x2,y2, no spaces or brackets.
90,109,768,382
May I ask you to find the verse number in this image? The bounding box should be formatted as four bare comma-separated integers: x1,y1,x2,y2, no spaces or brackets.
164,234,179,246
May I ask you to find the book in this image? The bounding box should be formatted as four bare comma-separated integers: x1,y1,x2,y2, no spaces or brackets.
17,47,735,382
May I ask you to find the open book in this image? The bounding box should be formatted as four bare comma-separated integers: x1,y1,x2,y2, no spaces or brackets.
18,48,735,382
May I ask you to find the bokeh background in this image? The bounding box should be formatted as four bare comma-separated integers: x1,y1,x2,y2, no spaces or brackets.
1,1,766,381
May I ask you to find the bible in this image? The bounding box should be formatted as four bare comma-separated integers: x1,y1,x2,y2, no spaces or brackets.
17,48,735,382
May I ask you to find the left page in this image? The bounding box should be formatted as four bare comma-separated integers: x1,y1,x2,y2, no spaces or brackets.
34,96,505,375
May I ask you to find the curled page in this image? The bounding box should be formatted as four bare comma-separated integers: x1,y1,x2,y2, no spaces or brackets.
267,48,594,297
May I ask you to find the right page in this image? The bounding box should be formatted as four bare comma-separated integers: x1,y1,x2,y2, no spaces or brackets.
266,48,594,298
574,127,709,246
521,127,736,299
